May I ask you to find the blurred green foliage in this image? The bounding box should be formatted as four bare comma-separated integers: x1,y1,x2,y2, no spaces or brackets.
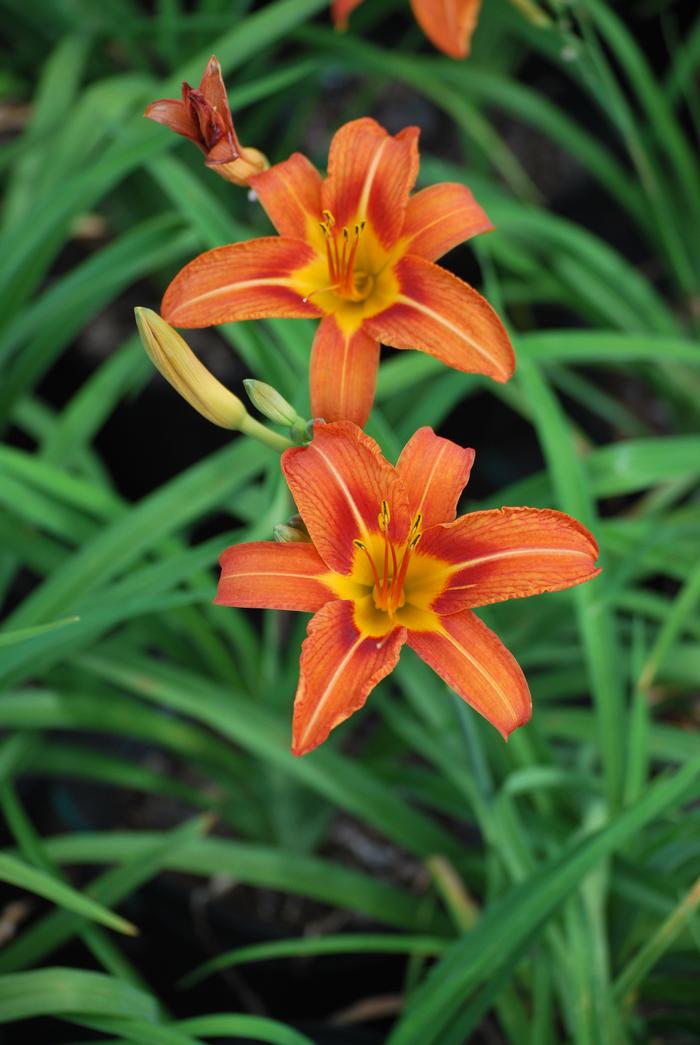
0,0,699,1041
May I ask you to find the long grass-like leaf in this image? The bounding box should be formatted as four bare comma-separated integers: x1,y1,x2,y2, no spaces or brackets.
0,853,136,935
0,968,158,1025
181,933,449,988
388,756,700,1044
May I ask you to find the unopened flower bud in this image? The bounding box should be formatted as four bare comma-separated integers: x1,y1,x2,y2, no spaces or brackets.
243,379,299,427
135,307,247,429
288,514,310,537
274,524,306,543
145,56,269,188
273,514,311,543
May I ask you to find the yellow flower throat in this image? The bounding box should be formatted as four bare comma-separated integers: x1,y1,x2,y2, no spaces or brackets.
324,500,446,638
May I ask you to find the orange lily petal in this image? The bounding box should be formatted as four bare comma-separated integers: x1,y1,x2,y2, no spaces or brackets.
293,599,405,755
322,118,420,248
411,0,482,59
396,427,475,529
310,315,380,426
331,0,363,29
215,542,333,612
421,507,601,613
365,254,515,382
282,421,410,574
251,153,323,240
402,183,493,262
198,55,235,135
144,97,199,142
408,609,531,739
395,125,421,195
161,238,320,328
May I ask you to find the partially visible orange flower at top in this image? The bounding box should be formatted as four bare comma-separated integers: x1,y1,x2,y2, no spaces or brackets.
332,0,481,60
161,117,514,427
145,55,268,186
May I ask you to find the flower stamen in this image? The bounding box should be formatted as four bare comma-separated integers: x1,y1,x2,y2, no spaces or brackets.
353,538,382,592
316,210,369,302
361,505,423,617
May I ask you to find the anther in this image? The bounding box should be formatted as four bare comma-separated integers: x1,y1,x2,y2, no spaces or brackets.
378,499,390,531
321,210,367,299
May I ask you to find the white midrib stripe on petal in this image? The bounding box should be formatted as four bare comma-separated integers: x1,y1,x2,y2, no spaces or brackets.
169,277,295,319
447,546,592,573
407,203,488,245
395,292,502,370
339,329,350,415
310,442,370,541
415,441,446,518
357,138,389,223
299,633,365,746
222,571,320,580
440,627,512,716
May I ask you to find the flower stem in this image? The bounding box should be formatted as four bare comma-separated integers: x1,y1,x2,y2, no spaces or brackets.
239,413,293,452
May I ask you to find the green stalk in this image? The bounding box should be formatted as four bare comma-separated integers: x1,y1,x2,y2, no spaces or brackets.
239,414,293,452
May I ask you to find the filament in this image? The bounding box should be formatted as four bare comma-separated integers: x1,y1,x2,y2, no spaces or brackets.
357,506,423,616
316,211,367,301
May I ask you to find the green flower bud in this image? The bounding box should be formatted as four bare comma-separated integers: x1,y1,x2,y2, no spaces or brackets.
243,379,300,427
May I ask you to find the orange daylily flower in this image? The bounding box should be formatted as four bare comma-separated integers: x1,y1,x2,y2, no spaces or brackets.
332,0,482,60
215,422,600,756
145,55,267,185
161,117,514,427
